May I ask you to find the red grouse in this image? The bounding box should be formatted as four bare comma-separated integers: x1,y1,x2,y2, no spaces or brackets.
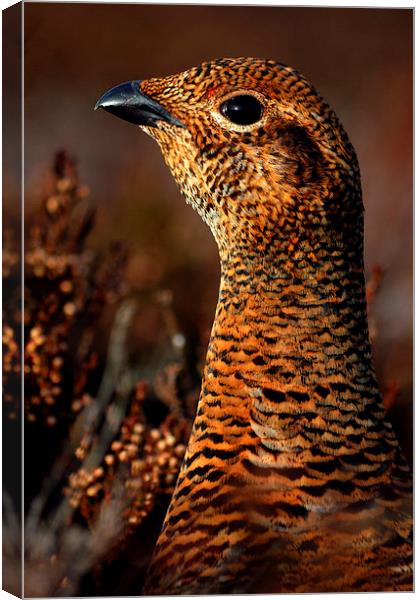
96,57,413,594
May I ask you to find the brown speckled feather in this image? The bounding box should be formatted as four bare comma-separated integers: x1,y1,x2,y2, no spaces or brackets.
98,58,412,594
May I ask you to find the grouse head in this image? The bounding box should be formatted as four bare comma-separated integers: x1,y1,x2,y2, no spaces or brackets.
96,58,362,254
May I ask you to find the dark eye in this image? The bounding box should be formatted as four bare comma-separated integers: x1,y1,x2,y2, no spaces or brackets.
220,95,263,125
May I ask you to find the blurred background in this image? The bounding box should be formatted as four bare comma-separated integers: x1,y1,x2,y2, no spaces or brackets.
3,4,413,596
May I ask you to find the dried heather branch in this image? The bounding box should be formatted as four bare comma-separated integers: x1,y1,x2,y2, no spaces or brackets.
3,152,203,595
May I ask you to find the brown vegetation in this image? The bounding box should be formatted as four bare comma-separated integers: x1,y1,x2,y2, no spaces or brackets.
3,153,198,596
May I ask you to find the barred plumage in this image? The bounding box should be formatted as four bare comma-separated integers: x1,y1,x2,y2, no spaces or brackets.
96,57,413,594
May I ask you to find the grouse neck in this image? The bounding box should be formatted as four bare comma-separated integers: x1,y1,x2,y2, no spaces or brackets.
197,220,396,460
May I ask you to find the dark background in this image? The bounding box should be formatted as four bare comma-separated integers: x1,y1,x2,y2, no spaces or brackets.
17,4,413,451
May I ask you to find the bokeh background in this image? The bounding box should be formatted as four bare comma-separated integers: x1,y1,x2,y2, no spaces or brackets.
3,4,413,595
21,3,413,447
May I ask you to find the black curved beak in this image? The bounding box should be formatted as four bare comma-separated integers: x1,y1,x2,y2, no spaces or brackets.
94,80,185,128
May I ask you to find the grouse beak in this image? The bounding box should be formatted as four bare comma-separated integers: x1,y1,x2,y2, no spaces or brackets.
94,80,185,128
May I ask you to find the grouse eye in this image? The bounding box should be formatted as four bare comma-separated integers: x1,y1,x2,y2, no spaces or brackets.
220,95,263,126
